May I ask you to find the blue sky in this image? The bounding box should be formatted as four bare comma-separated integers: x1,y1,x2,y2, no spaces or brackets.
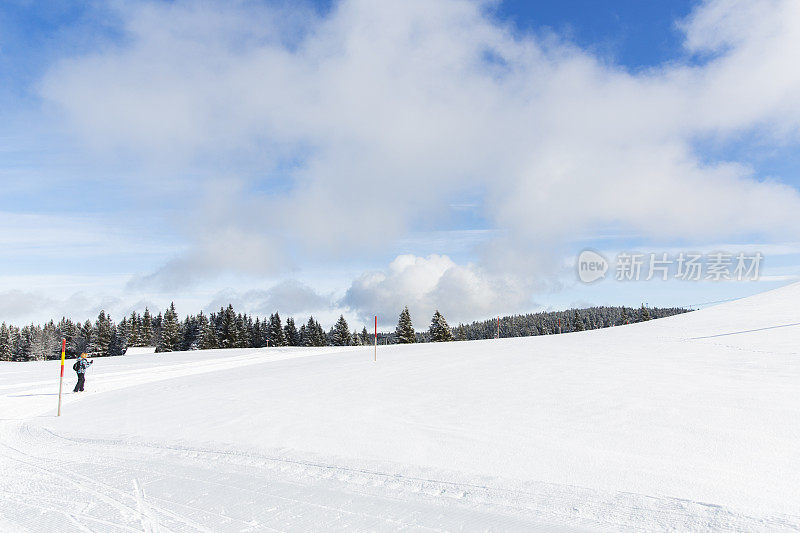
2,0,800,329
494,0,696,68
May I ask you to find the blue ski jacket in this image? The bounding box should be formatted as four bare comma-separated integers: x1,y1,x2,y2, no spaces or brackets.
75,358,93,374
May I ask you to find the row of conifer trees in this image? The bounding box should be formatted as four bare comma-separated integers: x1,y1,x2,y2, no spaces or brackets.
389,304,688,344
0,303,688,361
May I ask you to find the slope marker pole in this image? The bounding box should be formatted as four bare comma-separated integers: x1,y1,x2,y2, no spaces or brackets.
57,338,66,416
374,316,377,362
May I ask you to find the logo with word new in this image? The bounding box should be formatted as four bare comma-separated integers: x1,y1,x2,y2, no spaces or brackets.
577,250,608,283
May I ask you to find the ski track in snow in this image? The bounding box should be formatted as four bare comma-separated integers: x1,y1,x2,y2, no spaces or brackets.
2,284,800,531
4,422,796,532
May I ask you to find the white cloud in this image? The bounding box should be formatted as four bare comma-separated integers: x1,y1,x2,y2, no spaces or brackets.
35,0,800,300
0,289,122,325
0,291,54,324
343,254,531,325
204,280,332,316
0,212,176,259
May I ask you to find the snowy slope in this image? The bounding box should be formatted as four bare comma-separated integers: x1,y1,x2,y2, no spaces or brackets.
1,283,799,532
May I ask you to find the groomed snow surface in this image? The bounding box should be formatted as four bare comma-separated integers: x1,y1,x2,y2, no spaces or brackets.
2,284,799,532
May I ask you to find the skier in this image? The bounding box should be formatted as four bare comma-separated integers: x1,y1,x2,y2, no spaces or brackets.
73,353,93,393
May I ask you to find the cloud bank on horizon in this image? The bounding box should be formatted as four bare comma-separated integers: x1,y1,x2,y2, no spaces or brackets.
3,0,800,326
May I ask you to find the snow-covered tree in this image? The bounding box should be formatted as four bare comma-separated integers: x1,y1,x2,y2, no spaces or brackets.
57,318,78,358
573,310,585,332
41,320,60,360
152,312,163,345
126,312,141,347
251,318,263,348
284,317,299,346
79,320,94,354
159,302,181,352
0,323,12,361
9,326,22,361
94,310,114,355
331,315,351,346
314,319,328,346
232,313,247,348
302,316,326,346
268,313,286,346
217,305,238,348
180,315,200,351
16,325,35,361
141,308,154,346
109,320,127,357
395,306,416,344
198,312,218,350
428,310,453,342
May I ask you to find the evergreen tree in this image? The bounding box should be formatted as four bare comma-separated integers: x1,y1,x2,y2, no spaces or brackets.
0,323,12,361
218,305,238,348
302,316,316,346
108,325,125,357
252,318,264,348
153,312,163,345
284,318,299,346
331,315,351,346
302,316,327,346
234,313,249,348
359,327,370,346
126,312,141,347
40,320,58,360
111,318,129,356
181,315,200,350
159,302,181,352
639,304,651,322
58,318,78,358
199,312,218,350
141,308,154,346
9,326,22,361
244,315,255,347
268,313,286,346
395,306,416,344
314,319,327,346
80,320,94,354
299,323,309,346
428,310,453,342
94,310,114,356
573,310,585,332
30,325,46,360
17,326,34,361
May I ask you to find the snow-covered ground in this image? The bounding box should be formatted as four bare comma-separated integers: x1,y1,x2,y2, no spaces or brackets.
2,283,799,532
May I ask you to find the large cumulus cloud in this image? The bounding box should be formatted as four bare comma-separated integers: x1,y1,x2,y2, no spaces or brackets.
36,0,800,319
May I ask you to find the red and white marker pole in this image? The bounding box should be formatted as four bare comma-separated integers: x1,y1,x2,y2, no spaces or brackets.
57,338,66,416
374,315,377,362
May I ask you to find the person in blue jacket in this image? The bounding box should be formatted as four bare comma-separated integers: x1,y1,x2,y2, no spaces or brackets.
73,353,93,392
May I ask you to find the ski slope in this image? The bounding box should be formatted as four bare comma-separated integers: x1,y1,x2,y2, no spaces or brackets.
1,283,799,532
